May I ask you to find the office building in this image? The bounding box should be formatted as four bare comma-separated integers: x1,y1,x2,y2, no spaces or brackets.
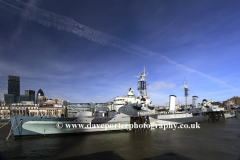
18,95,30,102
8,75,20,103
4,94,14,105
36,89,47,104
25,90,35,103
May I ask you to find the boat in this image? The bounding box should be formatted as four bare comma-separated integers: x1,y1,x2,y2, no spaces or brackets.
9,68,209,137
224,110,237,119
201,99,237,119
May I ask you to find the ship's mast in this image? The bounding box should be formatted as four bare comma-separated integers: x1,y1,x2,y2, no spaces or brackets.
135,67,148,97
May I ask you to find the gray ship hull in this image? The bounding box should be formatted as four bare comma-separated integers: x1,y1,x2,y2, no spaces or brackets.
10,113,209,137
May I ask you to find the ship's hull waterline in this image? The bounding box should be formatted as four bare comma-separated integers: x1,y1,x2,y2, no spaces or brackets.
10,113,209,137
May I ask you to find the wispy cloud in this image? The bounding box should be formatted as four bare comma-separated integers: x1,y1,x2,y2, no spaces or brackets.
0,0,236,90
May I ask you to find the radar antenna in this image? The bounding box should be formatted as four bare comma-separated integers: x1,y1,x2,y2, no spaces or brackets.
134,67,148,96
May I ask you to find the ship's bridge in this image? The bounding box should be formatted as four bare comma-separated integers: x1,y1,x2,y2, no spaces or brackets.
113,87,136,111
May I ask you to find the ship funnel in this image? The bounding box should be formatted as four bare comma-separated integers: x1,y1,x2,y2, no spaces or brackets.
192,96,198,108
169,95,176,112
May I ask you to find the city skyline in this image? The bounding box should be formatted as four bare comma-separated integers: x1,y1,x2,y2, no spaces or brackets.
0,0,240,105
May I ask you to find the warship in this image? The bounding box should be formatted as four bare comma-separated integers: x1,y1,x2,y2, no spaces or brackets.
9,68,209,137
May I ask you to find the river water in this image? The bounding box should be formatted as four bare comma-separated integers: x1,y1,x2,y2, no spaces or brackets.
0,118,240,160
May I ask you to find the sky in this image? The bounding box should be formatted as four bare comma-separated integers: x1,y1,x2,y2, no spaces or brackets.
0,0,239,105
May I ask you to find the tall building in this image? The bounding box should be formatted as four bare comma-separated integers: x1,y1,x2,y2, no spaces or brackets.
25,90,35,103
36,89,47,104
8,75,20,103
36,89,44,99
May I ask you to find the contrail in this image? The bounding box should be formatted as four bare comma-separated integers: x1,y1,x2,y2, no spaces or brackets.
0,0,236,89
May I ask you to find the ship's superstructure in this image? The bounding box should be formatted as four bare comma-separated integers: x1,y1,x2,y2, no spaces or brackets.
135,67,151,106
135,67,148,97
113,87,136,111
113,67,152,111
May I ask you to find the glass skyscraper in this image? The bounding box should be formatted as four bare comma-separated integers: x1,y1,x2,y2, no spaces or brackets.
36,89,45,104
8,75,20,103
25,90,35,103
18,95,30,102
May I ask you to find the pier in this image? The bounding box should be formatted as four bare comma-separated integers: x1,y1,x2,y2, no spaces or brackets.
130,116,151,132
208,111,225,122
